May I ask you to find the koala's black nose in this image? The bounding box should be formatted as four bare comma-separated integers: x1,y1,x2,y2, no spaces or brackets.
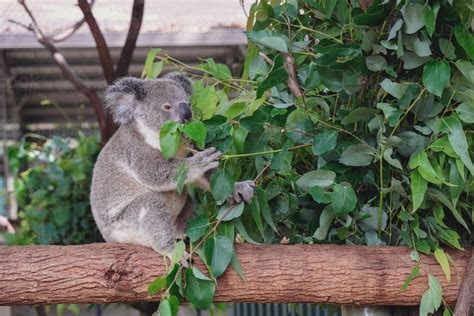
179,102,192,122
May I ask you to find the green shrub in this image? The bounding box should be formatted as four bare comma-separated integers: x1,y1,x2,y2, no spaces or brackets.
4,133,101,245
152,0,473,314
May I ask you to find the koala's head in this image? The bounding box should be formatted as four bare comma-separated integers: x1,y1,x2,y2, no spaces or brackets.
104,72,193,130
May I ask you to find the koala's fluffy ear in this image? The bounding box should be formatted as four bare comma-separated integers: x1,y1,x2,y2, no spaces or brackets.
164,72,193,96
104,77,146,125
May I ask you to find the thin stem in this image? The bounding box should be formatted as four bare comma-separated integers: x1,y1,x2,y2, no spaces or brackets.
389,88,426,138
378,146,385,236
222,143,311,160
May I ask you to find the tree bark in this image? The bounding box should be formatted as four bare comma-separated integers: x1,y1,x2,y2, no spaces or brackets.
0,244,470,306
115,0,144,78
454,250,473,316
78,0,116,85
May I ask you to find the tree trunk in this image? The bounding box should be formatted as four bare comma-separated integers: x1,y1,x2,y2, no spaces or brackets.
0,243,470,306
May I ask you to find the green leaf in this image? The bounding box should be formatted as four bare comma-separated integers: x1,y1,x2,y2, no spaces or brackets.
171,240,186,268
440,116,474,176
234,218,261,244
401,2,425,34
181,121,206,149
377,103,402,127
257,55,288,98
427,188,470,232
309,186,331,204
245,30,289,53
158,299,173,316
456,103,474,124
230,253,246,280
217,203,245,221
341,107,378,125
147,275,167,295
192,85,218,120
149,61,163,79
439,38,456,60
422,4,438,37
201,58,232,81
256,187,279,234
204,235,234,278
434,248,451,283
296,170,336,191
159,121,180,160
186,215,210,242
313,205,334,240
422,61,451,97
400,265,420,292
420,274,443,316
250,196,264,237
380,78,408,99
175,162,187,195
330,183,357,216
339,144,374,167
410,170,427,212
454,60,474,85
184,267,215,309
409,151,445,184
366,55,387,72
192,266,211,281
143,48,160,78
210,169,234,201
454,24,474,60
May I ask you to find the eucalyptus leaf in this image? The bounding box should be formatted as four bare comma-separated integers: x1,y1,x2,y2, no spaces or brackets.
210,169,235,201
184,268,215,309
217,203,245,221
296,170,336,191
340,144,374,166
159,121,180,160
204,235,234,278
312,130,338,155
401,2,425,34
331,183,357,216
422,61,451,97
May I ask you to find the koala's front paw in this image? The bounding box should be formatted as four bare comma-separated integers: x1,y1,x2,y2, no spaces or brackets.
228,180,256,204
180,251,192,268
188,147,221,174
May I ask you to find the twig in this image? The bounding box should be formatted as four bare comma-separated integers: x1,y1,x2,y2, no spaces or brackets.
78,0,115,84
7,19,33,31
116,0,144,77
17,0,108,141
284,53,303,99
51,0,96,42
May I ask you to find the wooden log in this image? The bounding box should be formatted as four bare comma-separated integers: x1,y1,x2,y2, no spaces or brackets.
0,243,470,306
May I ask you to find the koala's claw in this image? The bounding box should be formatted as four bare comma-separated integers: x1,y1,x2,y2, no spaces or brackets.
180,251,191,268
228,180,256,204
189,147,221,174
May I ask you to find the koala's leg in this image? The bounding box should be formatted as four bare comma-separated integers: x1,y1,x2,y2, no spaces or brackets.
174,198,195,238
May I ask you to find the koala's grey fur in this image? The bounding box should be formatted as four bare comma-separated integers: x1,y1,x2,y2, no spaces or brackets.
91,73,254,258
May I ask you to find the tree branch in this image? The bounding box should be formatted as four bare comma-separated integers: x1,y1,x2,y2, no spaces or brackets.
283,54,304,98
115,0,144,78
454,251,473,316
17,0,108,141
0,243,470,306
50,0,96,43
77,0,115,84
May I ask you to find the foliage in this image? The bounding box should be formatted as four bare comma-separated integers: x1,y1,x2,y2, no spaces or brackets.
152,0,473,314
4,134,102,246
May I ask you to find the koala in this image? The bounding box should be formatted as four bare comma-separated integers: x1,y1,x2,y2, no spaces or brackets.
90,72,255,260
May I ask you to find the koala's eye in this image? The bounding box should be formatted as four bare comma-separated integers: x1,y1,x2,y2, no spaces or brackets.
162,103,172,111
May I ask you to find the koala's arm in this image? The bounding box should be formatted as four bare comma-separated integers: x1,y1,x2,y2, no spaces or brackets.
128,147,221,192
